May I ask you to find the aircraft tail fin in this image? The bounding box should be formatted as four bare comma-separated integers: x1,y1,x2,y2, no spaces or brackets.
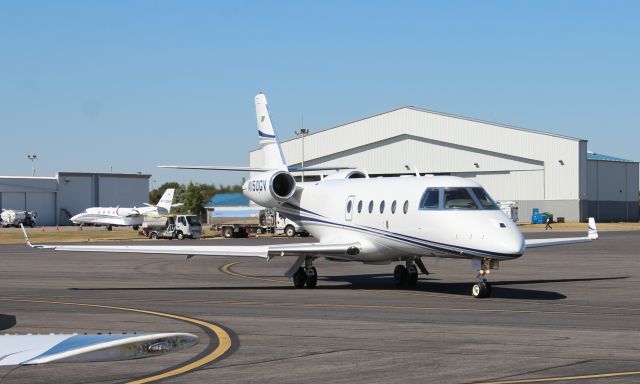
156,188,175,214
255,93,287,171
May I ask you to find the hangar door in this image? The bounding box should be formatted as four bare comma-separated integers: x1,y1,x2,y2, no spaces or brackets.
2,192,26,210
26,192,56,226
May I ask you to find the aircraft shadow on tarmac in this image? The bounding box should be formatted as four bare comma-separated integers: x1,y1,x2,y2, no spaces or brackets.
69,275,628,301
0,314,17,331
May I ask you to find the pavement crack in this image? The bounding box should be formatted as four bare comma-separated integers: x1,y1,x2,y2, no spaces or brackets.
199,348,377,371
472,359,593,384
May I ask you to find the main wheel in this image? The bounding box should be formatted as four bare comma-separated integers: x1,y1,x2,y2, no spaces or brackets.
293,267,307,288
300,231,310,238
472,282,491,298
176,231,184,240
285,225,296,238
222,227,233,239
107,225,113,231
393,265,407,287
132,225,139,230
305,267,318,288
150,232,158,240
406,265,419,288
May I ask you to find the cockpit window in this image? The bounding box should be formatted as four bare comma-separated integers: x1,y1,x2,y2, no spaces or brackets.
444,188,478,209
471,187,499,209
419,188,440,209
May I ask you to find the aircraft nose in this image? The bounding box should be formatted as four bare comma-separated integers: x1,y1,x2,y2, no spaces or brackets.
498,226,525,257
489,218,525,258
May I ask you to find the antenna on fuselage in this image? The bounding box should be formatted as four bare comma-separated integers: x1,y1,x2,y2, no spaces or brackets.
362,169,370,178
413,166,420,177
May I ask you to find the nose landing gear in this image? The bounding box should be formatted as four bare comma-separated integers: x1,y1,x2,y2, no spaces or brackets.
471,258,496,298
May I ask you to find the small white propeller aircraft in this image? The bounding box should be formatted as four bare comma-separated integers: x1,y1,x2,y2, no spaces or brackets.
23,93,598,298
70,188,182,231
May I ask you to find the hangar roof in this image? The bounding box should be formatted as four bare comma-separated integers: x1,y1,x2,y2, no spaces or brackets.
253,106,585,153
587,152,636,163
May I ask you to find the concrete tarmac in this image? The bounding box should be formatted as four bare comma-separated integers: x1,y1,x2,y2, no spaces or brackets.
0,231,639,383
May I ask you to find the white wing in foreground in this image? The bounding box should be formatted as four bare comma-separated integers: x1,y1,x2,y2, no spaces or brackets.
0,333,198,366
525,218,598,249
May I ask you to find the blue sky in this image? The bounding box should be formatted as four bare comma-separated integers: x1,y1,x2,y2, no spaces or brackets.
1,0,638,188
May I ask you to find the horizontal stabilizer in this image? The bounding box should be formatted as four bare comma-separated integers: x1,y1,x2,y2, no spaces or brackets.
158,165,274,172
287,165,356,172
0,332,198,366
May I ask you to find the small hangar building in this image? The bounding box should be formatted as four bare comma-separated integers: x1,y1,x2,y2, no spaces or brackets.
0,172,150,226
250,107,638,222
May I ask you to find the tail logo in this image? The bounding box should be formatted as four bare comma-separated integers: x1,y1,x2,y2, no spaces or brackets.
258,130,276,139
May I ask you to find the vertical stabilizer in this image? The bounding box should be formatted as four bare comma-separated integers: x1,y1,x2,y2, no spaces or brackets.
255,93,287,170
156,188,175,214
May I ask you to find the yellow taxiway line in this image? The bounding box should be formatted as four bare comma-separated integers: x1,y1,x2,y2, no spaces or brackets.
0,297,232,383
479,370,640,383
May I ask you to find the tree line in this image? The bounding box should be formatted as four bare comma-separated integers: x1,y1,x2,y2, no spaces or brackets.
149,182,243,217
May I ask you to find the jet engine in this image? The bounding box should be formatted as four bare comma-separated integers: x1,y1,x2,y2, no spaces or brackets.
323,170,367,180
243,170,297,207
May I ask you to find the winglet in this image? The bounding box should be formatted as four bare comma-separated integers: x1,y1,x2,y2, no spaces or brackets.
20,223,35,248
20,224,54,250
588,217,598,240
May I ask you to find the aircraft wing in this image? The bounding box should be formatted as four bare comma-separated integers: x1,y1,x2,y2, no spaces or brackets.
0,332,198,366
20,225,360,259
525,218,598,249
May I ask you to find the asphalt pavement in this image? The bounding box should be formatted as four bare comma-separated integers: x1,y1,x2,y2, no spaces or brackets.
1,231,639,383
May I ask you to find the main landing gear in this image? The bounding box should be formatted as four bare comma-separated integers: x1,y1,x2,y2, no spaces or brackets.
292,257,318,289
471,258,497,298
393,259,425,288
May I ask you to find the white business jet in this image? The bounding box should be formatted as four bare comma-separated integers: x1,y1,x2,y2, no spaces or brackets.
70,188,181,231
23,94,598,298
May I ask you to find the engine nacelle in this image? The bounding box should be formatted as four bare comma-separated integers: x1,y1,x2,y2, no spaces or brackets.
243,170,297,208
323,170,367,180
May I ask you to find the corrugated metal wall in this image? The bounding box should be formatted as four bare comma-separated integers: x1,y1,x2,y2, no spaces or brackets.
587,160,639,221
252,107,584,202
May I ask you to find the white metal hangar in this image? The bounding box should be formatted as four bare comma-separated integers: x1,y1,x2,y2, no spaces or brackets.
0,172,150,226
250,107,639,222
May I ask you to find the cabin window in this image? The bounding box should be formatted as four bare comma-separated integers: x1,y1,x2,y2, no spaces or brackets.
368,200,374,213
379,200,385,213
357,200,363,213
444,188,479,209
471,187,499,209
391,200,397,214
403,200,409,214
419,188,440,209
346,200,353,213
179,216,187,225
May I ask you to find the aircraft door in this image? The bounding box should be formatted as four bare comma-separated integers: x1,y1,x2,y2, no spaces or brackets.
345,195,355,221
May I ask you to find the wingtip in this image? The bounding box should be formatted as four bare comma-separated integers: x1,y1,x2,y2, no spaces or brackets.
19,223,34,248
588,217,598,240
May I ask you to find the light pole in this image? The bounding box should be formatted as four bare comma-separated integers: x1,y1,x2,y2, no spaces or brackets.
27,154,37,176
294,128,309,181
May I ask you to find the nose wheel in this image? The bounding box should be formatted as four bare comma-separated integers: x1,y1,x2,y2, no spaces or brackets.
471,258,495,298
472,281,492,298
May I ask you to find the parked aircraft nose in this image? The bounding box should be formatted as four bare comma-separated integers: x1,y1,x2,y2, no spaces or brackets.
495,224,525,258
